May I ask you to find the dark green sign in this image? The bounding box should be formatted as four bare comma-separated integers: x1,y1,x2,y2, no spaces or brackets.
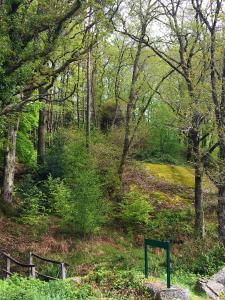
144,239,171,288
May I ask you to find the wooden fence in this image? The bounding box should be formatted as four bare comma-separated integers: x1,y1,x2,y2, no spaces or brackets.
0,252,69,281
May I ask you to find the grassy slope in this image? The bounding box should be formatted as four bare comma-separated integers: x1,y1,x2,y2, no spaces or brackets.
0,161,216,299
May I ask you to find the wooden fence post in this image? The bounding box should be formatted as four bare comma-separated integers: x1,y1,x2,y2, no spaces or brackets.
61,263,66,279
6,255,11,278
29,252,33,278
29,252,33,265
31,266,36,279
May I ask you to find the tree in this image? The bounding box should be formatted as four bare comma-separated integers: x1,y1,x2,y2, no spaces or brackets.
114,0,223,238
3,115,19,203
115,0,173,177
37,87,47,166
191,0,225,245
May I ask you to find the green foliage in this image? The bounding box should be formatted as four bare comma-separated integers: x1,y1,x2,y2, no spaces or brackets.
86,268,149,299
91,133,122,201
17,105,39,167
120,191,153,228
185,243,225,276
44,175,71,216
16,175,49,237
46,130,106,235
148,209,193,240
0,275,99,300
45,132,67,178
62,133,105,235
135,102,185,164
100,100,124,131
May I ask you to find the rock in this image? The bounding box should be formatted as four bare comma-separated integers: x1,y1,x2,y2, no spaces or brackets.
207,280,224,295
196,267,225,299
157,287,189,300
145,282,189,300
212,267,225,286
145,282,165,299
196,278,224,300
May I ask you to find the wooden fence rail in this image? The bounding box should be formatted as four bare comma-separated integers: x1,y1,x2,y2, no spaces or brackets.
2,253,36,279
29,252,69,280
0,252,69,281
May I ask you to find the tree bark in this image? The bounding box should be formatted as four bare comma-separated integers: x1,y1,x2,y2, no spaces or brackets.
192,124,205,239
85,5,93,148
37,87,47,165
196,0,224,244
118,38,143,176
194,161,205,238
76,63,80,128
86,46,92,149
218,187,225,245
3,116,20,203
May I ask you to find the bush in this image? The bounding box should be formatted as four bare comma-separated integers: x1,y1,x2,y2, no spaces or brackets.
44,175,71,216
62,133,105,235
91,139,122,201
148,209,193,240
134,102,186,164
16,175,45,226
87,268,149,299
46,130,107,235
188,243,225,275
16,105,39,167
120,191,153,229
0,275,100,300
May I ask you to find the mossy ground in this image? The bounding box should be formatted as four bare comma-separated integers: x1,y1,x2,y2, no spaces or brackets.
143,162,215,192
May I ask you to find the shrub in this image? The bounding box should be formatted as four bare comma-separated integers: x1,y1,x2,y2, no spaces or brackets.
44,175,71,216
16,175,45,226
46,130,106,235
189,243,225,275
16,105,39,167
148,209,193,240
120,191,153,229
91,140,122,201
0,275,100,300
87,268,149,299
62,134,105,235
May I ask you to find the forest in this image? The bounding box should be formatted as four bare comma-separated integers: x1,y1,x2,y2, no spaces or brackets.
0,0,224,299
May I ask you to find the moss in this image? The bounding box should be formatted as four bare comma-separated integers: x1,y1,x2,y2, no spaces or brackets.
143,163,215,191
150,191,189,207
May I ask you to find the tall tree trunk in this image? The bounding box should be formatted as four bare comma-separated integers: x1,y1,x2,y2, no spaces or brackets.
217,121,225,244
91,59,98,128
86,46,92,149
191,125,205,239
186,131,193,162
194,161,205,238
3,116,19,203
218,186,225,245
118,39,143,176
76,63,80,128
37,87,47,165
217,50,225,244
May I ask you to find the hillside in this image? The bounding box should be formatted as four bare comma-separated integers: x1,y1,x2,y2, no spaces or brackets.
0,161,219,299
0,1,224,299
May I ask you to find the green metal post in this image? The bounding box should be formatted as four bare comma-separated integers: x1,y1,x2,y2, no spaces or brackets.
166,243,171,288
144,240,148,278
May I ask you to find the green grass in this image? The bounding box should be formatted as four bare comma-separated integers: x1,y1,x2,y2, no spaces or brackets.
61,231,212,299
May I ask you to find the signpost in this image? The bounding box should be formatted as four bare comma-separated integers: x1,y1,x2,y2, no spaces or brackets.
144,239,171,288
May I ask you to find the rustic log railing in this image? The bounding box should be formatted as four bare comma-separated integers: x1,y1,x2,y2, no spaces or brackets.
2,253,36,278
0,252,69,281
29,252,69,280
